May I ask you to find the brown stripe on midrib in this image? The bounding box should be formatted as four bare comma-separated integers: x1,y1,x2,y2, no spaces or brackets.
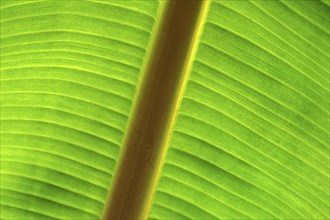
103,1,205,219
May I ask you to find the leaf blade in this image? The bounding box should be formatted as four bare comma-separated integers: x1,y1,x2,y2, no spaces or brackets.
0,0,160,218
148,1,330,219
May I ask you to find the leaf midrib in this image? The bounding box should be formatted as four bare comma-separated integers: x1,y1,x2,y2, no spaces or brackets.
101,1,209,219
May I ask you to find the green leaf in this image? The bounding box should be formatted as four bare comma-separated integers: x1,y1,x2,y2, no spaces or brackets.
1,0,160,218
1,0,329,219
148,1,329,219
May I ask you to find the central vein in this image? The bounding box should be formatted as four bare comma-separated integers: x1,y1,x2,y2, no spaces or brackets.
103,1,209,219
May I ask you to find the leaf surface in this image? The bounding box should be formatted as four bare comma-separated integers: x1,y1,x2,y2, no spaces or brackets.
0,0,160,218
0,0,329,219
148,1,329,219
